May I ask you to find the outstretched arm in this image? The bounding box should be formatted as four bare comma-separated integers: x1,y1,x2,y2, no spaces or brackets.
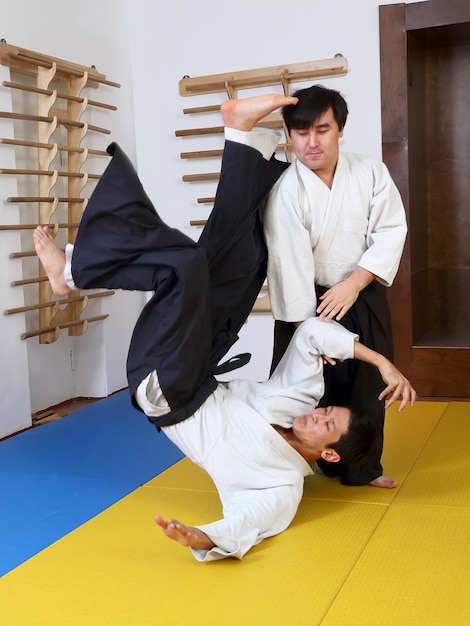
154,481,303,562
155,515,215,550
353,341,416,411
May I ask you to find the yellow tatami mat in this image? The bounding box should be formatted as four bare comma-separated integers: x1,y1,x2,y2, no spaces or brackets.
395,402,470,508
322,504,470,625
1,401,469,625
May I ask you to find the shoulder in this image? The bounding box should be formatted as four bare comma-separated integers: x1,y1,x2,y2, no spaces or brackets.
341,152,394,190
342,151,384,168
264,162,301,219
269,161,296,195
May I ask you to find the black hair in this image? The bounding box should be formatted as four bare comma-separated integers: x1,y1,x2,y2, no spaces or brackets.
329,406,378,465
282,84,348,133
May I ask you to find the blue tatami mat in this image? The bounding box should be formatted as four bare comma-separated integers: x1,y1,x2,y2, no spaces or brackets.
0,391,183,576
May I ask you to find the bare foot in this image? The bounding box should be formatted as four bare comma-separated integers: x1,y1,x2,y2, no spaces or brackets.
33,226,70,296
220,94,298,131
368,475,398,489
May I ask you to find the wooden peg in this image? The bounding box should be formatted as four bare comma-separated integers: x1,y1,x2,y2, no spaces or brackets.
0,138,109,157
180,149,223,159
1,81,117,110
183,104,221,114
197,197,215,204
6,196,85,203
0,138,55,150
4,291,115,315
9,250,38,259
182,173,220,182
175,126,224,137
0,168,100,180
0,222,80,231
11,276,50,287
20,315,108,341
0,111,110,135
175,118,283,137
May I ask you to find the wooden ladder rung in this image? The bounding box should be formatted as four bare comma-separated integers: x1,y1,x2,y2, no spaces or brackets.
20,314,109,340
182,173,219,182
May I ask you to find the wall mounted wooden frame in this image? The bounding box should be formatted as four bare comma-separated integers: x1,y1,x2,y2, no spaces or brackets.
177,56,348,213
0,42,120,343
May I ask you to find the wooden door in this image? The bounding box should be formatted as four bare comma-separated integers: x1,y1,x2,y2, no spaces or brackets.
380,0,470,397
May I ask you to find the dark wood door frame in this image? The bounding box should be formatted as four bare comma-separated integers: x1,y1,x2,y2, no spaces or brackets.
379,0,470,398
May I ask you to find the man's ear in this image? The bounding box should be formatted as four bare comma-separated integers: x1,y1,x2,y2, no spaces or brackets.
320,448,341,463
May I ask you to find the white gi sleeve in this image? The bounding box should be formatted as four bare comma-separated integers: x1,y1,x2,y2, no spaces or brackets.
263,168,318,322
228,318,358,429
190,483,303,562
358,161,407,286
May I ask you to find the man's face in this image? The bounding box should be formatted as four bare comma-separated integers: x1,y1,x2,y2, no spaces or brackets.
289,107,343,179
292,406,350,453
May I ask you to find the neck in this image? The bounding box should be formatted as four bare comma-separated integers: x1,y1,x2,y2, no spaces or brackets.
272,424,318,464
313,163,337,189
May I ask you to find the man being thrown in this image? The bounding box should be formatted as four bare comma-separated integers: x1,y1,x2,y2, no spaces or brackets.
34,94,416,562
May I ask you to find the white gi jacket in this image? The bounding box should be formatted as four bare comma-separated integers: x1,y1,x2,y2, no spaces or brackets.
263,152,408,322
157,318,357,561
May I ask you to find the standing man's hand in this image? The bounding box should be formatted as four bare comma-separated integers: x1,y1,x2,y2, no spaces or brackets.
317,280,360,321
317,267,375,321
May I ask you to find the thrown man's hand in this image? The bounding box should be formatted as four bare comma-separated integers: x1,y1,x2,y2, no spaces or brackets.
377,360,417,411
155,515,215,550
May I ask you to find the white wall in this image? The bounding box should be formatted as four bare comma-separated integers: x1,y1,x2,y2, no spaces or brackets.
0,0,427,438
0,0,142,438
0,65,32,436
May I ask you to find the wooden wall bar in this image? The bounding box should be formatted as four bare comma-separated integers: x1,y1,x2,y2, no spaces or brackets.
0,42,119,343
177,56,348,222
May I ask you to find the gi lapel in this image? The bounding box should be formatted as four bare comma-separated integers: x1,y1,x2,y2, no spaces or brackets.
313,152,347,259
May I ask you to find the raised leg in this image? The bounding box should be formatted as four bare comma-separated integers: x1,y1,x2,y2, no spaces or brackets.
199,95,293,370
34,96,296,426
